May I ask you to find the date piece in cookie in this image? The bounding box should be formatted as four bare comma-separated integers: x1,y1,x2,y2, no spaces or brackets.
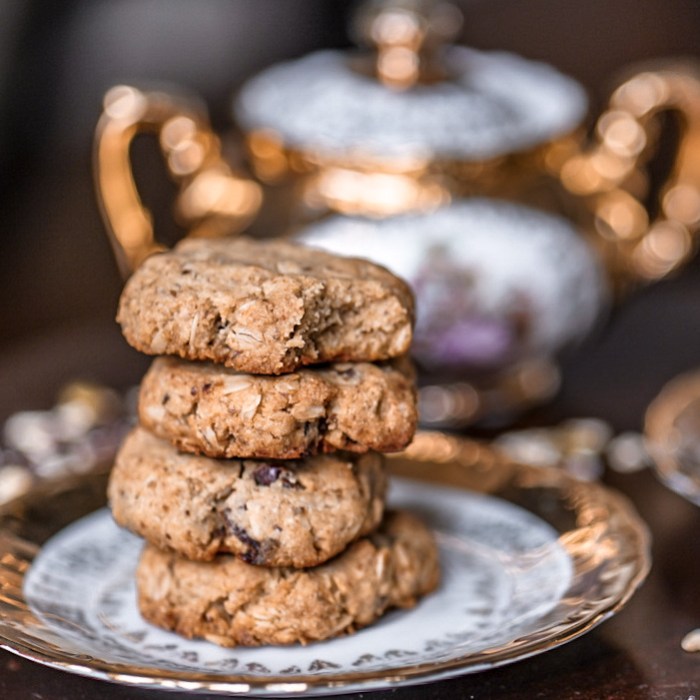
139,356,417,459
136,509,440,647
108,427,387,567
117,237,414,374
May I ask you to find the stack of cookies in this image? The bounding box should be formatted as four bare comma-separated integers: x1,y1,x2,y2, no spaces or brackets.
108,236,439,647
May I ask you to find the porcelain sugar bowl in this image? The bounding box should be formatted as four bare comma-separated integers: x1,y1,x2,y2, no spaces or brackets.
95,0,700,425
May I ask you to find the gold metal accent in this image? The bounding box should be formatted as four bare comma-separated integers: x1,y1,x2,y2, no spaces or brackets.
94,85,262,276
352,0,463,90
244,126,538,218
418,358,561,428
558,65,700,284
303,163,451,217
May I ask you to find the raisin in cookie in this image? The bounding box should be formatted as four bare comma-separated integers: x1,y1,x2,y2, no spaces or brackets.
136,509,440,647
117,237,414,374
139,356,417,459
108,427,386,567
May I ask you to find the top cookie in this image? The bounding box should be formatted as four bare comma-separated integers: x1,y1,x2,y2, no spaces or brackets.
117,237,414,374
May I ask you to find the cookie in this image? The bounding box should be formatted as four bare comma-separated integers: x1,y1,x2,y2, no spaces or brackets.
136,509,440,647
117,237,414,375
108,427,387,567
138,356,417,459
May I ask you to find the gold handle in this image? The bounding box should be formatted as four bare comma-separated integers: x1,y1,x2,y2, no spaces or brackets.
94,85,262,276
559,64,700,284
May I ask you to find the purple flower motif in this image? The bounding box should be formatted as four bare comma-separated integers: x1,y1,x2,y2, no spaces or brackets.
410,245,531,371
415,316,517,368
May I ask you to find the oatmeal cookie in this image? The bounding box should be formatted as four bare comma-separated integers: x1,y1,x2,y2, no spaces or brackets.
117,237,414,374
108,427,387,567
138,356,417,459
136,509,440,646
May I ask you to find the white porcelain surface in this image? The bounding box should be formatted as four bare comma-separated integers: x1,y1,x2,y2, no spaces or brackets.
235,47,587,161
298,199,607,370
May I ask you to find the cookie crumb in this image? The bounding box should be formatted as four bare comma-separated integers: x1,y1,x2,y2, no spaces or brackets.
681,628,700,652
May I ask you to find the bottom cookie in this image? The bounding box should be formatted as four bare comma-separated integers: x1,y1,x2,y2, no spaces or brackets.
136,510,440,647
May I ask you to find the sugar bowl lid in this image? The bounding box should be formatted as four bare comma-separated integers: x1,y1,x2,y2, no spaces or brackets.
234,1,588,163
297,198,607,369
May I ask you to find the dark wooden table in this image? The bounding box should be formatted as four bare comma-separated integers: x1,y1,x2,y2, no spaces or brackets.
2,262,700,698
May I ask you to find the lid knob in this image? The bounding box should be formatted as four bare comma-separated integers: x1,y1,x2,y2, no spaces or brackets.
352,0,463,89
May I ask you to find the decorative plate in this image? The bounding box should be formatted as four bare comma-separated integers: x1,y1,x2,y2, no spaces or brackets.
0,432,650,696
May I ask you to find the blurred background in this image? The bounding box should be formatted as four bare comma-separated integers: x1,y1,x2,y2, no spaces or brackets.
2,0,700,429
3,6,700,695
